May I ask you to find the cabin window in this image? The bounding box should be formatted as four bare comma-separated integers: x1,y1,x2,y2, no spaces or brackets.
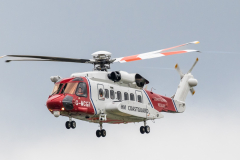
76,82,87,97
64,83,78,94
117,91,122,101
97,84,104,100
124,92,129,100
110,90,115,99
130,93,135,101
99,88,104,97
137,95,142,103
105,89,109,99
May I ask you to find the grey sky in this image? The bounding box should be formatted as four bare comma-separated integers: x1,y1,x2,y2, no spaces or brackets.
0,0,240,159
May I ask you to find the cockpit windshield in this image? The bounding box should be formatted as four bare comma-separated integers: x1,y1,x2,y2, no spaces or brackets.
51,83,78,95
64,83,78,94
51,82,87,96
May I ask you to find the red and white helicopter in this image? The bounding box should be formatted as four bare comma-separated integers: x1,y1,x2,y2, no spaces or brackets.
0,41,199,138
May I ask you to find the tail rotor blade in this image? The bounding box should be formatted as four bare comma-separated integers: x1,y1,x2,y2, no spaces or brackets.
175,64,184,78
190,88,195,95
187,58,199,73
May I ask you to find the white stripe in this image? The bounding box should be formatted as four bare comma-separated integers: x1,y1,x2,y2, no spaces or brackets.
143,90,154,108
85,77,97,115
183,49,199,52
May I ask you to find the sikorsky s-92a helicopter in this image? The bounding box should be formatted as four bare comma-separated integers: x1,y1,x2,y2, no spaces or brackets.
0,41,200,138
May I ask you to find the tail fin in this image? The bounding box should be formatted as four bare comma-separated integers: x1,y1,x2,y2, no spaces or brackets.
172,58,198,112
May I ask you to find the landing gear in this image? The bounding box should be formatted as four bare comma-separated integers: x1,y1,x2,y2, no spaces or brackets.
65,117,76,129
71,121,76,129
65,121,71,129
140,121,150,134
140,126,145,134
96,123,107,138
145,125,150,133
96,130,101,137
101,129,106,137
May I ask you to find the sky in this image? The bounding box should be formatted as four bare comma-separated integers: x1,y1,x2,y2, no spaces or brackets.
0,0,240,160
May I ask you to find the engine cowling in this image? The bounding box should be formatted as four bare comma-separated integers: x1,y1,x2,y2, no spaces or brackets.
108,71,149,87
108,71,121,82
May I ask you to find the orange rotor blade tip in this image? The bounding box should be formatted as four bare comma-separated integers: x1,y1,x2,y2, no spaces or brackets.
194,41,200,44
196,58,199,61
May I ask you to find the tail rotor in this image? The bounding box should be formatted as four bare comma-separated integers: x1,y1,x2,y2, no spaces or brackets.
173,58,199,112
187,58,199,95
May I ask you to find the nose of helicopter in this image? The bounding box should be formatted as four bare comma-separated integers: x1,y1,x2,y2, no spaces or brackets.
46,94,65,110
47,94,75,111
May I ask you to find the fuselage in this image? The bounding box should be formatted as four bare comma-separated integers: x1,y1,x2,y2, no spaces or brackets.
46,71,178,124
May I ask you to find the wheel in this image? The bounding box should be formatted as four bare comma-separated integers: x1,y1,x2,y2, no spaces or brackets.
65,121,71,129
140,126,145,134
145,125,150,134
101,129,106,137
96,130,101,137
71,121,76,129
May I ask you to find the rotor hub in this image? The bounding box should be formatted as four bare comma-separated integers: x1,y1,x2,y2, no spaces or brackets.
92,51,112,60
91,51,114,71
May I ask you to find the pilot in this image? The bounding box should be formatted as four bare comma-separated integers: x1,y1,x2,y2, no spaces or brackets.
99,89,103,97
77,87,83,95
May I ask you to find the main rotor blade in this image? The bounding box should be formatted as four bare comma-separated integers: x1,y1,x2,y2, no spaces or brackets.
114,41,200,63
1,55,91,63
5,59,52,63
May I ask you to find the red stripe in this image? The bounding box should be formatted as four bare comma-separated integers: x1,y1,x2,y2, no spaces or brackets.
120,54,142,62
161,50,187,56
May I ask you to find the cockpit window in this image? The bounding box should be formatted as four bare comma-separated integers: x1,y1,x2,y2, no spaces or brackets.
51,83,79,95
64,83,78,94
51,83,60,95
61,84,67,94
76,82,87,97
57,83,64,94
51,83,64,95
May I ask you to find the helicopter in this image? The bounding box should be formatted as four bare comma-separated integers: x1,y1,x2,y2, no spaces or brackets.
0,41,199,138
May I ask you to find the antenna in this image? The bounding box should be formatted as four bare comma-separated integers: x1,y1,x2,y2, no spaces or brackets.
151,87,156,92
